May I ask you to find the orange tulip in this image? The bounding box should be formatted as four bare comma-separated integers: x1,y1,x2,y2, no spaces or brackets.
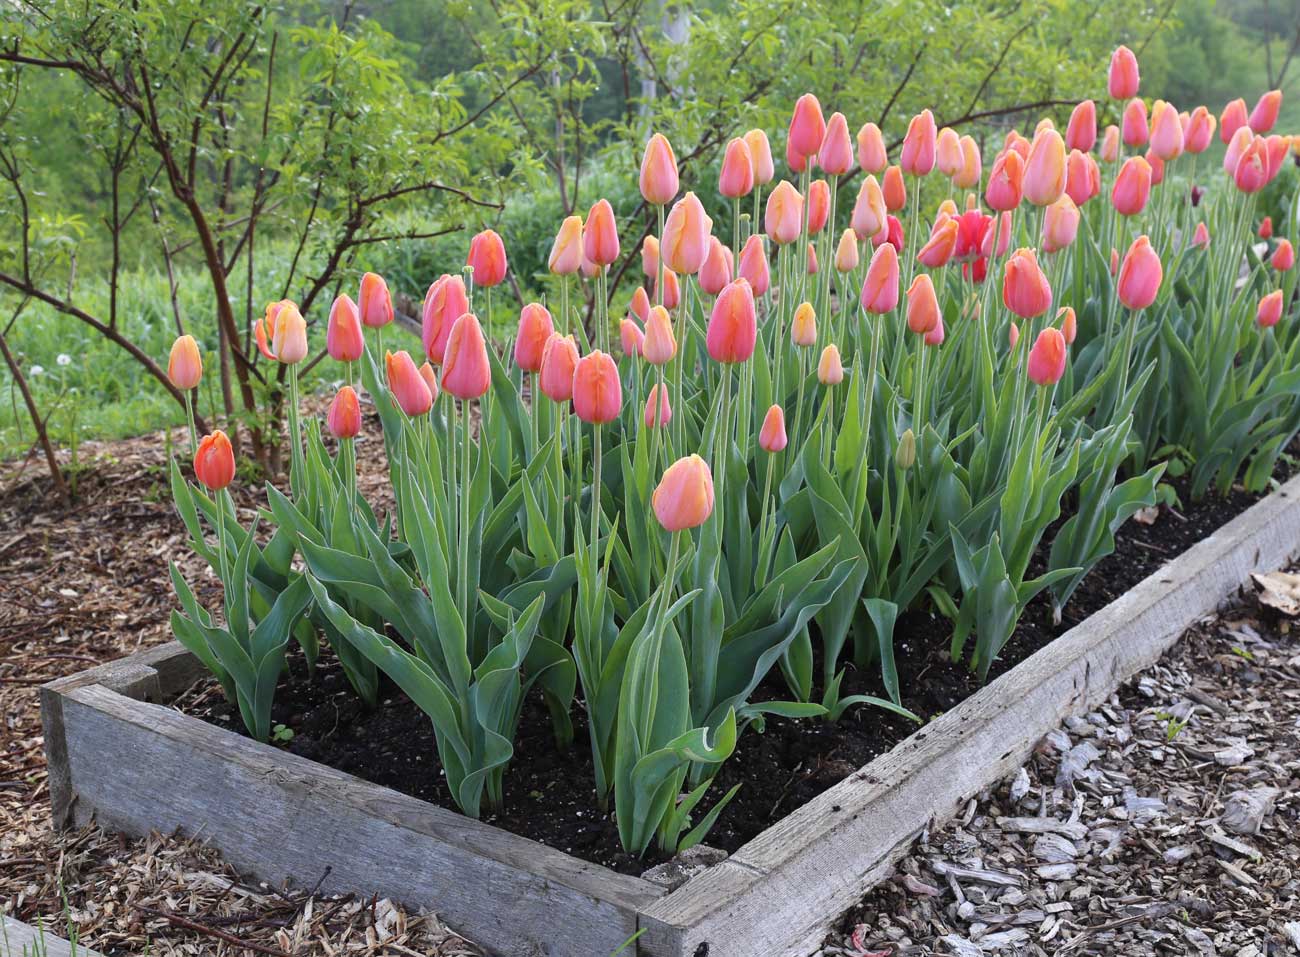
1220,98,1248,144
327,385,363,439
1027,328,1067,386
699,237,734,296
1184,106,1216,153
1117,235,1162,310
744,129,775,185
1192,222,1211,249
817,344,844,385
900,109,937,176
719,137,755,198
1108,45,1140,100
1273,239,1295,272
882,165,907,212
788,93,826,159
441,313,491,400
916,217,958,268
707,279,757,364
1260,216,1274,239
194,429,235,490
1065,100,1097,152
386,350,433,417
326,294,364,363
1058,306,1077,345
1023,129,1066,206
835,229,859,273
1249,90,1282,134
1266,135,1290,183
1122,98,1148,148
467,229,507,288
765,180,804,245
819,111,854,176
807,179,830,234
584,199,620,266
644,383,672,429
906,274,940,335
422,274,469,364
948,135,980,190
642,305,677,365
851,175,887,239
1149,101,1184,161
1257,290,1284,328
856,122,888,174
985,150,1024,212
359,272,393,328
619,317,644,358
572,350,621,425
1100,124,1121,163
661,191,710,275
641,235,660,277
758,404,788,453
936,127,963,178
861,242,900,314
791,301,817,347
419,362,441,406
539,333,579,402
1111,156,1152,216
652,454,714,532
515,303,555,372
655,268,681,310
639,133,679,206
1002,248,1052,319
1041,195,1080,254
806,241,819,276
168,335,202,390
738,234,771,295
630,286,651,322
548,215,584,275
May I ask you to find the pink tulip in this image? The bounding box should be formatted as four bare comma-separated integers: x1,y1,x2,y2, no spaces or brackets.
467,229,507,287
1258,290,1284,328
549,216,584,275
916,218,959,268
1117,235,1162,310
1273,239,1295,272
900,109,937,176
644,383,672,429
358,273,393,329
953,136,983,189
806,179,830,234
1065,150,1101,207
1002,248,1052,319
1192,222,1211,249
515,302,555,372
327,385,362,438
835,229,859,273
906,274,940,335
936,127,963,178
788,93,826,160
584,199,620,266
1023,128,1067,206
758,404,788,453
539,334,579,402
817,344,844,385
1122,98,1149,148
707,279,757,364
327,294,364,363
386,350,432,416
985,150,1024,212
619,317,644,358
738,234,771,296
719,138,755,198
572,350,622,425
422,274,469,364
168,335,203,390
856,122,888,174
1112,156,1152,216
765,180,803,245
441,313,491,400
1250,90,1283,134
1149,101,1184,160
642,305,677,365
630,286,651,322
744,129,775,185
419,362,441,406
1108,45,1140,99
791,301,817,347
1100,124,1121,163
1185,106,1216,153
639,133,679,206
655,269,680,310
652,454,714,532
861,242,900,314
882,165,907,211
1027,328,1067,386
661,192,710,275
851,175,887,240
1041,196,1080,254
1065,100,1097,152
1220,98,1249,144
699,237,734,296
818,111,854,175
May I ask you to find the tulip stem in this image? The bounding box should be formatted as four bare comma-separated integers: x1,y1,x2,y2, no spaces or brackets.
756,453,775,589
214,490,231,595
529,371,539,461
287,363,304,498
183,391,198,457
459,400,472,630
591,424,603,553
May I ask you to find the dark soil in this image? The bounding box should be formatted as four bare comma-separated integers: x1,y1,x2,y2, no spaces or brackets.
176,460,1297,875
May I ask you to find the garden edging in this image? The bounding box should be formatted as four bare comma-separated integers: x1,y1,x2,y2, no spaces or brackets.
41,472,1300,957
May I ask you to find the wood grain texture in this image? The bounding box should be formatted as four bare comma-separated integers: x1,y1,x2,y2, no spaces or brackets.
2,915,105,957
637,474,1300,957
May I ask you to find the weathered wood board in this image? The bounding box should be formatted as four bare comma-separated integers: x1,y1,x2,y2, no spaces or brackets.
2,915,105,957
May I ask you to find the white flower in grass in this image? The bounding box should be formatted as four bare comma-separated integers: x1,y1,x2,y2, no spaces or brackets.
57,353,71,366
29,364,43,376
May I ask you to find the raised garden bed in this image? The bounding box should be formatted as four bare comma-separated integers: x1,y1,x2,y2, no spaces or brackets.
41,471,1300,957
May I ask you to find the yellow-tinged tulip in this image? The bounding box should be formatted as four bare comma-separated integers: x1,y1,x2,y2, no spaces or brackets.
168,335,202,390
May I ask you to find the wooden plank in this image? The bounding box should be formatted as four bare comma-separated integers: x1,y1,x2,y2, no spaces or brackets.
2,914,105,957
54,684,661,957
637,474,1300,956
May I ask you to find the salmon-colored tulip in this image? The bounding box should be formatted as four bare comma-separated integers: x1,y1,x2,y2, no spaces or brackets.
1065,100,1097,152
661,192,710,275
738,234,770,295
1250,90,1282,134
1223,126,1254,176
422,274,470,364
630,286,651,322
707,279,757,364
985,149,1024,212
1027,327,1067,386
1221,98,1249,144
1002,248,1052,319
765,180,804,245
168,334,202,390
719,138,755,198
924,316,945,347
256,300,308,364
1112,156,1152,216
1260,216,1275,239
549,215,584,275
1258,290,1284,328
419,362,441,406
325,294,363,363
1122,98,1148,148
328,386,363,439
1004,129,1031,160
584,199,620,266
655,269,681,310
806,242,819,275
861,242,900,314
441,313,491,400
467,229,507,288
1108,45,1140,100
1266,135,1290,183
1273,239,1295,271
851,175,887,239
653,454,714,532
1183,106,1215,154
883,165,907,212
1065,150,1101,207
817,344,844,385
644,383,672,429
788,93,826,159
791,301,817,347
1144,151,1165,187
386,350,433,416
916,217,959,268
744,129,775,185
900,109,937,176
539,333,579,402
572,350,621,425
807,179,830,234
1234,135,1271,193
758,404,787,453
194,429,235,490
619,317,644,358
906,274,940,335
819,112,854,176
515,302,555,372
1192,222,1211,249
1042,195,1080,254
1100,124,1121,163
857,122,888,174
358,272,393,328
954,209,992,261
1009,321,1021,350
642,235,660,278
1117,235,1162,310
835,229,859,273
640,133,679,206
953,135,982,189
699,237,734,296
984,211,1014,260
1023,128,1066,206
876,215,905,253
642,305,677,365
936,127,963,178
1058,306,1077,345
1149,101,1184,160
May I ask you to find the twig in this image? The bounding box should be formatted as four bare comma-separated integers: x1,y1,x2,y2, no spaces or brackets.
132,904,295,957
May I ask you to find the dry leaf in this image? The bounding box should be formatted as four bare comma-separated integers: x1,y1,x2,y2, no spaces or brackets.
1132,505,1160,525
1251,570,1300,616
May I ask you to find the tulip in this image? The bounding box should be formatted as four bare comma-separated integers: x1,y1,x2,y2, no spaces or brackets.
619,317,644,358
641,235,660,277
644,383,672,429
1042,195,1080,253
906,274,940,335
1108,45,1140,99
895,429,917,470
699,237,734,296
580,252,599,281
738,234,771,295
194,430,235,490
954,209,992,261
1192,222,1211,249
1223,126,1253,176
985,149,1024,212
791,301,817,347
652,454,714,532
539,333,579,402
835,229,859,273
819,112,854,175
924,317,945,347
851,175,887,239
572,351,622,424
661,192,710,274
1258,290,1284,328
1234,135,1271,193
1005,129,1031,160
168,334,202,390
639,133,679,206
788,93,826,159
817,344,844,385
1065,100,1097,152
1260,216,1274,239
256,300,308,364
935,199,958,220
786,139,808,178
441,313,491,400
861,242,900,314
328,385,363,439
765,180,804,245
983,211,1014,259
584,199,620,266
936,127,963,178
857,122,888,174
1185,106,1216,153
1009,321,1021,350
882,165,907,212
807,179,830,234
806,242,819,275
876,215,905,253
320,295,362,364
1058,306,1077,345
1065,150,1101,207
515,302,555,372
1023,128,1066,206
953,135,982,189
1149,101,1184,160
1117,235,1162,310
548,216,584,275
630,286,651,323
1027,328,1067,386
467,229,507,287
642,305,677,365
1002,248,1052,319
1250,90,1282,134
900,109,937,176
707,279,757,364
1100,124,1121,163
916,217,959,268
422,274,470,364
386,350,433,416
418,362,441,406
655,269,681,310
1273,239,1295,272
1122,98,1149,148
719,138,755,198
1112,156,1152,216
1267,135,1290,183
358,272,393,328
758,404,788,453
744,129,775,185
1221,98,1249,143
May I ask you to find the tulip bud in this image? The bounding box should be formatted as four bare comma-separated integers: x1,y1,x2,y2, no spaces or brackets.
467,229,507,288
1257,290,1284,328
856,122,888,174
1149,101,1184,161
1117,235,1163,310
1108,45,1140,100
936,127,963,178
900,109,937,176
791,301,817,347
1260,217,1275,239
759,404,788,453
1027,327,1067,386
985,150,1024,212
644,383,672,429
642,305,677,365
835,229,859,273
1009,321,1021,350
1002,248,1052,319
916,218,959,268
1058,306,1077,345
422,275,470,364
630,286,651,322
882,165,907,212
765,180,804,245
619,317,644,358
1042,195,1081,254
788,93,826,159
655,268,681,310
719,137,755,198
328,385,363,439
806,242,819,275
1112,156,1153,216
1221,98,1248,144
1192,222,1211,249
699,237,734,296
1065,100,1097,152
515,302,555,372
386,350,433,416
807,179,830,234
817,344,844,385
744,129,775,185
1122,98,1149,148
1273,239,1295,272
861,242,900,314
652,454,714,532
641,235,660,277
707,279,757,364
441,313,491,400
539,333,579,402
1250,90,1282,134
738,234,771,295
1023,129,1067,206
1100,124,1121,163
584,199,620,266
906,274,940,335
661,192,710,275
640,133,679,206
549,216,584,275
851,175,888,239
168,334,203,390
953,136,982,189
895,429,916,470
819,112,854,176
194,429,236,490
